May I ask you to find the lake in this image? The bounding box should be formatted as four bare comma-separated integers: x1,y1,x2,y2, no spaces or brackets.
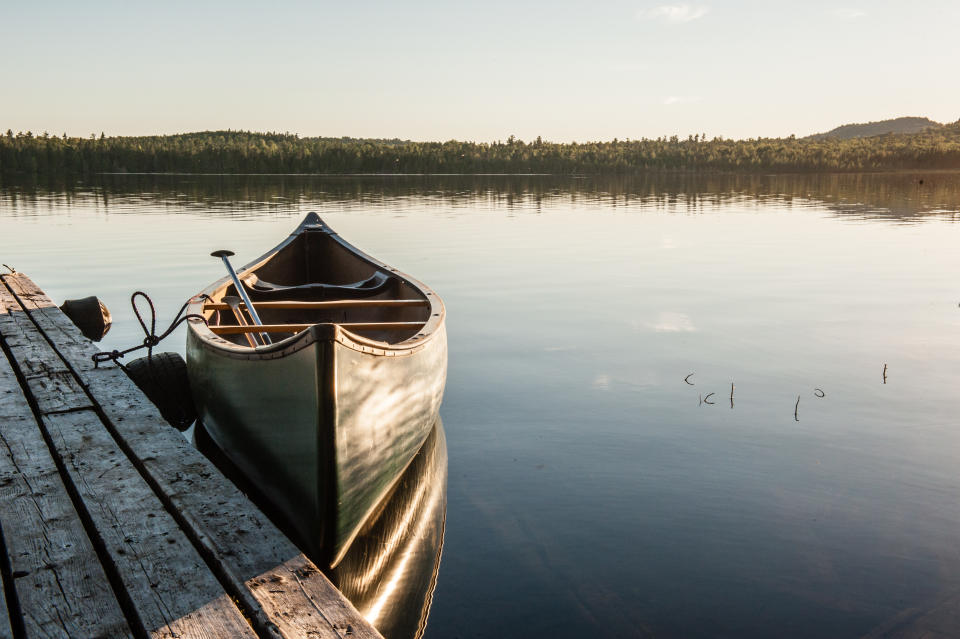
2,172,960,638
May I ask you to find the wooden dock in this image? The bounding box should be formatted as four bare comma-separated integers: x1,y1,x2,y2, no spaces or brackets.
0,271,383,639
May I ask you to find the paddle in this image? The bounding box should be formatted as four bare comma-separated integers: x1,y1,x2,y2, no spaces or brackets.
222,295,258,348
211,250,272,345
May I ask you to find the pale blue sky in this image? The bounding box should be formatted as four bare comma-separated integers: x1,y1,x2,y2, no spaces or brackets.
3,1,958,141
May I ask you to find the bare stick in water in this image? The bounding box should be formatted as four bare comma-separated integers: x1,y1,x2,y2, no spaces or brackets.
730,383,735,409
704,393,715,405
794,395,800,422
685,373,695,385
883,363,888,384
699,393,702,406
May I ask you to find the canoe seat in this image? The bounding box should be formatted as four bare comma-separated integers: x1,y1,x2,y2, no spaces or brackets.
241,271,395,301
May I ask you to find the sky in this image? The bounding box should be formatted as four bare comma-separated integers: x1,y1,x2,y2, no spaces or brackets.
3,0,959,142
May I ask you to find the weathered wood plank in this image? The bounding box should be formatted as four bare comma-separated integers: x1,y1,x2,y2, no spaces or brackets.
22,368,91,415
1,279,257,639
0,349,133,638
0,295,93,415
42,410,256,639
246,554,382,639
209,321,422,335
0,307,70,379
0,564,13,639
3,278,89,350
204,299,428,311
3,273,383,638
81,373,382,639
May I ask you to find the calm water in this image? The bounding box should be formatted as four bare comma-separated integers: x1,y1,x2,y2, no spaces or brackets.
3,173,960,638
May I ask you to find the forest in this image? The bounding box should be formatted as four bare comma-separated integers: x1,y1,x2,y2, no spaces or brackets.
3,123,960,179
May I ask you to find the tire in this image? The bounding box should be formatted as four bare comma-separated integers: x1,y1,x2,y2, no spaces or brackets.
124,352,197,431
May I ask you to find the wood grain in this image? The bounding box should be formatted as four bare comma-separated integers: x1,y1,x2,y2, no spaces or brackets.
0,338,133,637
0,565,12,639
1,276,257,638
41,409,256,639
0,290,93,414
2,272,384,638
209,321,423,335
204,299,428,311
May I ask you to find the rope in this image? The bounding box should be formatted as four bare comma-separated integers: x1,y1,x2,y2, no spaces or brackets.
92,292,209,368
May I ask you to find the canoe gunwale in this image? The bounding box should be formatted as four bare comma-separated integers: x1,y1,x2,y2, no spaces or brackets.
187,212,445,360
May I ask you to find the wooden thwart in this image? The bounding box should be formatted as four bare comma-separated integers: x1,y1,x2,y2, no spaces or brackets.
203,298,428,311
209,321,424,335
0,272,384,639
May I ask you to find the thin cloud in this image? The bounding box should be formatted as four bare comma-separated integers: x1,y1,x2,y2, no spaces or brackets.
832,8,866,19
638,4,710,23
663,95,702,105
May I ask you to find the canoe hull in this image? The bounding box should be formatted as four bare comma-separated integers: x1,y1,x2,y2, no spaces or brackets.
187,320,447,566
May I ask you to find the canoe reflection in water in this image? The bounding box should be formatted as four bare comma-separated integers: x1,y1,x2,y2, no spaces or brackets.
195,419,447,639
331,420,447,639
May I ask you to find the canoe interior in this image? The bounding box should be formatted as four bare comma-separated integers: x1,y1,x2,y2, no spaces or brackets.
203,229,432,345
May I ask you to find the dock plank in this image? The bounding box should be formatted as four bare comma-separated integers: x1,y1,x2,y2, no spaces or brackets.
1,283,257,639
43,410,257,639
1,272,384,638
0,344,133,638
0,571,12,639
81,374,382,639
0,294,92,414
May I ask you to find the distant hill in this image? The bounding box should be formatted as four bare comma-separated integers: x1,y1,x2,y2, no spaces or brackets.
806,116,942,141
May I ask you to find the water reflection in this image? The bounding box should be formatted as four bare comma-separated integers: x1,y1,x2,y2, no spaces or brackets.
194,419,447,639
3,171,960,222
6,173,960,638
330,421,447,639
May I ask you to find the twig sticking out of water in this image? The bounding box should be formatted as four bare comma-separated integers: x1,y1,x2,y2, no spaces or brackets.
730,383,735,409
703,393,715,405
883,363,888,384
698,393,702,406
814,388,825,398
684,373,695,385
794,396,800,422
1,264,15,274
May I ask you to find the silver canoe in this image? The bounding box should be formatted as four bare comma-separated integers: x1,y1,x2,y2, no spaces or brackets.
186,213,447,567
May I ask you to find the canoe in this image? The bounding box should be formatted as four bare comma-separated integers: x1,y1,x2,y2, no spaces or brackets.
186,213,447,567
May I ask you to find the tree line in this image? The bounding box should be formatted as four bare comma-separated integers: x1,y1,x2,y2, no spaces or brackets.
3,124,960,178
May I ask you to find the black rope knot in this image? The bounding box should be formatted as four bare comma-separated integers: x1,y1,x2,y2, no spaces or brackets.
91,292,209,369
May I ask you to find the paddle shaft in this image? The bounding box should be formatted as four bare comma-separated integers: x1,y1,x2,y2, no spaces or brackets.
215,254,272,345
222,296,258,347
